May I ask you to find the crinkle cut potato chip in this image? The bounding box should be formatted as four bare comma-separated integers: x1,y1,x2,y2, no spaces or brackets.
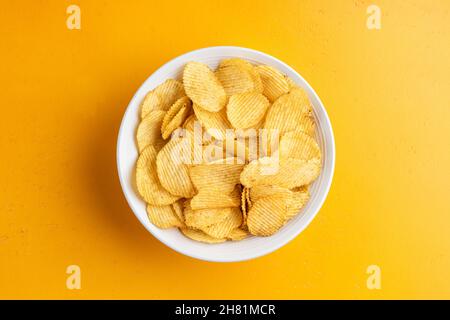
141,79,185,118
247,195,289,236
200,207,243,238
172,200,185,223
264,88,313,136
161,96,192,134
162,105,191,140
140,91,161,119
284,75,298,90
185,206,231,229
256,65,290,102
190,185,241,210
216,58,263,96
241,187,248,224
156,79,186,111
136,146,180,205
136,110,166,152
193,103,231,140
134,59,323,243
280,130,321,161
286,186,310,219
249,185,292,203
240,157,321,189
226,92,270,130
189,162,244,194
180,228,226,244
183,62,227,112
156,136,196,198
227,227,249,241
147,204,183,229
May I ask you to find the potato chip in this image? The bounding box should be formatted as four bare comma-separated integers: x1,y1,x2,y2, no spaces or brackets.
247,195,288,236
226,92,270,130
189,162,244,194
256,65,290,102
264,88,313,136
249,185,292,203
161,96,192,133
240,157,321,189
147,204,183,228
284,75,297,90
280,130,321,161
202,207,242,238
216,58,262,96
183,62,227,112
227,227,250,241
162,106,191,139
136,146,180,205
141,91,162,119
141,79,185,118
156,136,196,197
245,186,252,209
154,79,186,111
182,114,197,133
286,186,310,219
172,200,185,223
180,228,226,243
193,103,232,140
191,185,241,210
136,110,166,152
241,187,248,225
185,206,234,229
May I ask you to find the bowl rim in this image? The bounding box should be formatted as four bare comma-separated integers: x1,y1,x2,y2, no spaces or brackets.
116,46,335,262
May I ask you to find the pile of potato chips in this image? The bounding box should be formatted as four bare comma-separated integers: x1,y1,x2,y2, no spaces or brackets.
135,58,322,243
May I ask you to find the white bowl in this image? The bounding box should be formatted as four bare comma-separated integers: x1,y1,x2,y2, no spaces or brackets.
117,46,335,262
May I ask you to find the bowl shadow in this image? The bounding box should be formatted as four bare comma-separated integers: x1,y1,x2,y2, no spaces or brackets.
79,79,184,262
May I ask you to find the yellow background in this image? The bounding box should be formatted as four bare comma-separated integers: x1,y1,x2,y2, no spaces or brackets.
1,0,449,299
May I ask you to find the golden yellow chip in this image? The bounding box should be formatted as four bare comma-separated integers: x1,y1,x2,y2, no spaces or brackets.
161,96,192,133
245,186,252,209
136,110,166,152
280,130,321,161
193,103,231,140
189,162,244,194
172,200,185,224
162,106,191,139
154,79,186,111
215,58,262,96
255,65,290,102
141,79,185,118
286,186,310,219
141,91,162,119
184,206,233,229
180,228,226,243
136,146,180,205
202,207,242,238
156,136,196,198
241,187,248,225
249,185,292,203
147,204,183,228
226,92,270,129
284,75,297,90
182,114,197,134
240,157,321,189
264,88,313,136
191,185,241,210
247,195,288,236
183,62,227,112
227,227,250,241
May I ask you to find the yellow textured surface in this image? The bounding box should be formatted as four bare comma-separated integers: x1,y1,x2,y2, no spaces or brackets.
0,0,449,299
